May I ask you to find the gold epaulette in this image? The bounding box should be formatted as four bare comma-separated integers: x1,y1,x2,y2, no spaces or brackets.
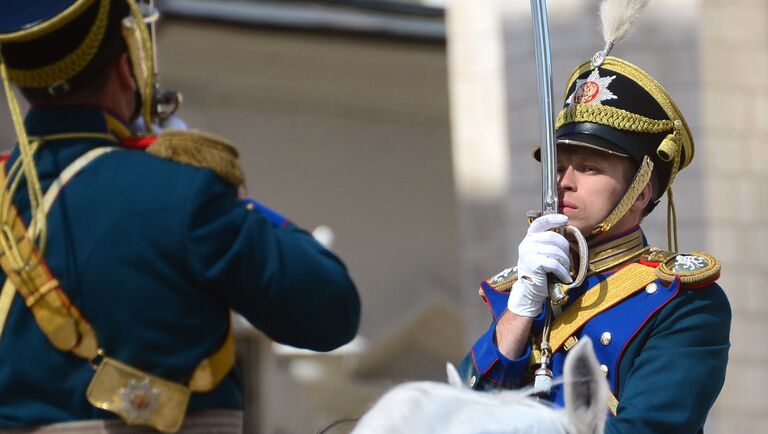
650,248,721,288
146,130,245,188
478,267,518,300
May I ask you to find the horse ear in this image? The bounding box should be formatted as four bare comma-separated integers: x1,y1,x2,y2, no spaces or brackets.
446,362,464,388
564,337,608,434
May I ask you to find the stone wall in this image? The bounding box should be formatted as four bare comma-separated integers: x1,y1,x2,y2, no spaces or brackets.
700,0,768,431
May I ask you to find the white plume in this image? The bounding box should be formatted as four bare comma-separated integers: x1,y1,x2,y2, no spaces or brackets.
599,0,650,44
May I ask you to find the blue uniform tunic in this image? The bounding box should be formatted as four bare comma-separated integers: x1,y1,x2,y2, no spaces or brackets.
459,227,731,434
0,106,361,427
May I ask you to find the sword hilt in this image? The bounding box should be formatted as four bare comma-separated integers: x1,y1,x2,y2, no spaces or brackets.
527,211,589,305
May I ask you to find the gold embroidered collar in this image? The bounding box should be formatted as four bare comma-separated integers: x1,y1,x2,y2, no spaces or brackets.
587,226,649,273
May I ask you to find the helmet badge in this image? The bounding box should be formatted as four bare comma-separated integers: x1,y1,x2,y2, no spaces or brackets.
566,69,618,107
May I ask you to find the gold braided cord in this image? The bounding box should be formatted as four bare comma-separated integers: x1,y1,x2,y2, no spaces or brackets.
556,103,674,134
32,133,118,144
663,131,682,252
0,134,116,240
6,0,110,89
665,134,683,192
0,60,47,271
666,189,678,252
104,114,132,138
592,155,654,236
0,0,96,43
0,280,14,342
123,0,156,134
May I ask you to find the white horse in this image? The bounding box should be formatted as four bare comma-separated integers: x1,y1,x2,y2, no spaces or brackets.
350,337,607,434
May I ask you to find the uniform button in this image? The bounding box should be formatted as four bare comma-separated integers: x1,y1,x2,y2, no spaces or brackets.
469,375,477,387
600,332,612,346
600,364,609,376
645,282,658,294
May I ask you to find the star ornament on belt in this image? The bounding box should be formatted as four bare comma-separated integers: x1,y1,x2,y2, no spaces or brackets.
118,378,161,423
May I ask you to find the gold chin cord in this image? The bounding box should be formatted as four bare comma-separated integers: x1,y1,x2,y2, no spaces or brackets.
0,56,47,272
122,0,184,133
122,0,156,134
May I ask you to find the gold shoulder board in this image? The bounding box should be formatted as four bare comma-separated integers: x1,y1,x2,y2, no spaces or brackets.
478,267,518,300
655,251,721,287
147,130,245,188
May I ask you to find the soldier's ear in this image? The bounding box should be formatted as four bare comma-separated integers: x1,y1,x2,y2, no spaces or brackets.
445,362,464,388
631,180,653,214
116,52,137,94
564,337,608,434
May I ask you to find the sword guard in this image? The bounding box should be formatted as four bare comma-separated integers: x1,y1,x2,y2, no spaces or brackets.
527,210,542,225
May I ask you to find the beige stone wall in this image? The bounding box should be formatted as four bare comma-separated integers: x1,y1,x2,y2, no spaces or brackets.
700,0,768,431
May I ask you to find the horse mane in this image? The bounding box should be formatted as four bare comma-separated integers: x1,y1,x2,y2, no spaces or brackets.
350,379,573,434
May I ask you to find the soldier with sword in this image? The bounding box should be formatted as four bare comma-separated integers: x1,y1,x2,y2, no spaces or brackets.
458,1,731,432
0,1,361,432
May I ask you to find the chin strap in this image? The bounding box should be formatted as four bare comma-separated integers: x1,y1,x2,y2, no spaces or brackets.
591,155,654,236
122,0,156,135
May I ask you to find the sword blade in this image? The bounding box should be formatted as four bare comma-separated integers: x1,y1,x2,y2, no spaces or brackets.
530,0,558,215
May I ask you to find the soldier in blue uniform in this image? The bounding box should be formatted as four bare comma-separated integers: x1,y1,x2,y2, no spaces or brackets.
458,5,731,434
0,1,360,432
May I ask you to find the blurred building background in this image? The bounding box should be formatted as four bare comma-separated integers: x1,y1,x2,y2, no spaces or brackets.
0,0,765,432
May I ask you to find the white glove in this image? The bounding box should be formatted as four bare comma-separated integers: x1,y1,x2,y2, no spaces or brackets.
507,214,572,317
131,115,188,134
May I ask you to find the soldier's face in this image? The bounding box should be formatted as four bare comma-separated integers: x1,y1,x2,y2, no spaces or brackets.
556,146,634,235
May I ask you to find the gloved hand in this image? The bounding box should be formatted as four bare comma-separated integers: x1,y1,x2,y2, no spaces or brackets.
507,213,572,317
131,115,188,134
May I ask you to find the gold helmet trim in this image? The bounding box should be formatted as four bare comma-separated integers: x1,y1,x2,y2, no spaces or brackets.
6,0,110,88
0,0,97,43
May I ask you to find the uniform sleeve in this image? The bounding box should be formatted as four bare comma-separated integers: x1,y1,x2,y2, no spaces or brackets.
458,280,545,389
606,283,731,434
183,169,360,351
460,321,534,390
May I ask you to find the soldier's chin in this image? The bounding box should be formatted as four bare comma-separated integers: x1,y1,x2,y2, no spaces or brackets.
564,219,592,239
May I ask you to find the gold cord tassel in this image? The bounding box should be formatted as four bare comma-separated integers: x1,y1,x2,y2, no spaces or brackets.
0,55,47,270
666,188,678,252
